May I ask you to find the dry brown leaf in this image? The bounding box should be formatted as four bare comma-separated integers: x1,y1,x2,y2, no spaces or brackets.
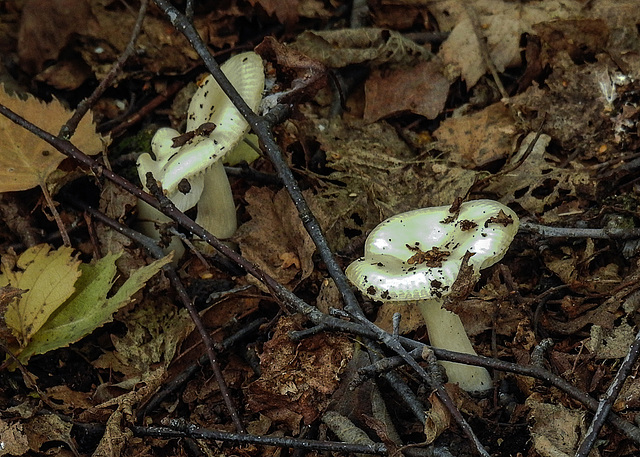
22,414,75,455
484,132,595,219
587,321,636,359
0,419,29,456
0,85,104,192
432,0,582,87
33,58,93,90
424,391,451,444
511,53,618,157
526,395,591,457
364,60,450,122
247,315,353,428
235,187,317,290
248,0,299,25
434,102,517,168
17,0,98,74
374,302,425,334
309,117,477,250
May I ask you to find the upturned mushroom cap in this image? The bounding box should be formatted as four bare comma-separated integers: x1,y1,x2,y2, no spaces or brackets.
345,199,519,302
136,52,265,210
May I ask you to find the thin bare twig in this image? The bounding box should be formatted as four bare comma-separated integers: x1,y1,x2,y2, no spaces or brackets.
150,3,490,454
39,183,71,247
133,424,388,455
59,0,149,139
575,327,640,457
70,196,245,433
521,221,640,240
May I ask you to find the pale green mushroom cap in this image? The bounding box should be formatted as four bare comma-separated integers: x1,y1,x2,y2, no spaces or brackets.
345,199,519,302
136,51,265,211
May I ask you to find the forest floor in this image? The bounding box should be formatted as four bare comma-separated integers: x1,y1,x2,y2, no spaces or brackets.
1,1,640,456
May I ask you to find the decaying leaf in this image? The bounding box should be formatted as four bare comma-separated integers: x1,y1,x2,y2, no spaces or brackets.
247,315,353,430
587,322,636,359
235,187,317,290
485,132,595,219
526,395,591,457
432,0,582,87
0,244,171,364
424,391,451,444
291,28,431,68
0,85,105,192
364,60,450,122
434,102,518,167
93,301,194,380
247,0,299,25
0,418,30,456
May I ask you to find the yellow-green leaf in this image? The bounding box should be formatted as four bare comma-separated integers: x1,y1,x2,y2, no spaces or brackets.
2,244,81,346
16,253,172,364
0,85,105,192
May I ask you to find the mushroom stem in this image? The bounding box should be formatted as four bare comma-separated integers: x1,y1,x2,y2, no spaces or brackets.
195,160,237,239
416,299,492,393
136,199,186,263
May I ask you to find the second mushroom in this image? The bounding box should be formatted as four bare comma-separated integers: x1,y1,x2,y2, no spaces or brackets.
346,199,519,393
136,52,265,254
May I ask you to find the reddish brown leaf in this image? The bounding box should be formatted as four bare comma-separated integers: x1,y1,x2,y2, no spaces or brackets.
364,60,450,122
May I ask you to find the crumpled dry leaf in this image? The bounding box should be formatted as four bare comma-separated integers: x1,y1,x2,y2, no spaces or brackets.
248,0,299,25
526,395,593,457
364,59,450,122
587,321,636,359
256,36,328,105
434,102,517,167
0,418,29,456
17,0,243,83
424,391,451,444
291,28,431,68
0,85,104,192
432,0,582,87
485,132,595,219
235,187,317,290
22,414,75,456
94,301,193,380
247,315,353,430
17,0,98,74
308,117,477,251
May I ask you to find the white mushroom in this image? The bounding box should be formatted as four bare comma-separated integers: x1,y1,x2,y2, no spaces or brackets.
136,52,264,252
346,199,519,393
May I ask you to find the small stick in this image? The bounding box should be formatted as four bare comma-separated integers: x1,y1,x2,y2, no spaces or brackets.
39,183,71,246
575,327,640,457
73,198,246,434
59,0,150,139
133,424,388,455
521,221,640,240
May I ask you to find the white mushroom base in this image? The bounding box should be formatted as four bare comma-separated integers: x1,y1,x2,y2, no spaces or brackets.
416,299,493,393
